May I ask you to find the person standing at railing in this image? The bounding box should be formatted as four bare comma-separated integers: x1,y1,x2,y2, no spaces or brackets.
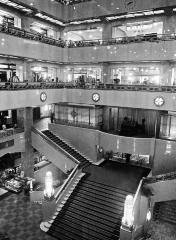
12,72,19,82
50,111,55,123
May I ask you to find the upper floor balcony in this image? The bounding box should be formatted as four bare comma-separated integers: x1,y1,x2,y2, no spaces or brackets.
1,24,176,63
0,25,64,62
0,82,176,111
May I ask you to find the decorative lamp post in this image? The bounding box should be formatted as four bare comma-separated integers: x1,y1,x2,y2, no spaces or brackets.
42,171,56,222
122,195,134,229
44,171,55,201
120,195,134,240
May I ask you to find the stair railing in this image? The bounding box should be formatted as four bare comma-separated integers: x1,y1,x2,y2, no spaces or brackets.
32,127,80,165
55,164,79,202
132,177,144,227
121,178,147,240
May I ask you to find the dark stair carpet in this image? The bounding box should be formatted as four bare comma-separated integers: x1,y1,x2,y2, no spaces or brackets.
41,129,148,240
84,161,150,193
42,130,90,169
47,175,131,240
154,200,176,225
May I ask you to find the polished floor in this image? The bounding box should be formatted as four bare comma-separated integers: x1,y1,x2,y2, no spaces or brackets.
0,193,55,240
84,161,150,193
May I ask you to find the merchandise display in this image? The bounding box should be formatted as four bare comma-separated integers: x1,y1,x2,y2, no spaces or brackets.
5,178,23,193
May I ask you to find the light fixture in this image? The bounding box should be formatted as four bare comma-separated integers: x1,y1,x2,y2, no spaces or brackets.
122,195,134,228
68,18,101,25
146,210,152,221
44,171,54,200
0,0,33,13
106,9,164,21
35,13,65,26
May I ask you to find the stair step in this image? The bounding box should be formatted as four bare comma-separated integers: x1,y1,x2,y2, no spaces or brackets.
84,179,132,195
52,218,113,240
56,205,121,231
67,194,123,216
76,183,127,202
71,190,124,210
54,208,120,237
63,199,121,223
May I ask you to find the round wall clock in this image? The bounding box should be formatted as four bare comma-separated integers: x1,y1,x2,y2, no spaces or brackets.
154,96,165,107
92,93,100,102
40,92,47,102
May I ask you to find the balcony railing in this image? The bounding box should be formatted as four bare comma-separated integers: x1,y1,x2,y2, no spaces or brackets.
0,82,176,93
0,24,176,48
0,128,14,139
54,119,102,129
144,171,176,184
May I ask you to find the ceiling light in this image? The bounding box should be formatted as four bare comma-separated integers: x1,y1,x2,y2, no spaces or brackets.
0,0,33,13
153,10,164,14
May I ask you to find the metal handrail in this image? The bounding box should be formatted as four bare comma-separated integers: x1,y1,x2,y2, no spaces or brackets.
31,127,80,165
0,82,176,93
132,177,144,226
0,23,176,48
55,164,79,201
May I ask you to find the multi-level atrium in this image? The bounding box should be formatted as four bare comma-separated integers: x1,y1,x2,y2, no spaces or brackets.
0,0,176,240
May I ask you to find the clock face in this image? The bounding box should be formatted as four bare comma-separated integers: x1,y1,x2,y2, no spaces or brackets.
92,93,100,102
40,92,47,102
154,96,164,107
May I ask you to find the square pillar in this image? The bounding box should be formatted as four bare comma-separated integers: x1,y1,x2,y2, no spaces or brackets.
102,63,110,84
21,107,34,178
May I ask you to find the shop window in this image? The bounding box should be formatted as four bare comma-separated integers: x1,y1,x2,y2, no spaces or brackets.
112,21,163,38
64,27,102,41
111,66,161,85
159,114,176,140
104,107,158,137
72,67,102,85
55,105,103,128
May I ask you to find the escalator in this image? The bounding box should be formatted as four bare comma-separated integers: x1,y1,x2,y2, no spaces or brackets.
45,174,131,240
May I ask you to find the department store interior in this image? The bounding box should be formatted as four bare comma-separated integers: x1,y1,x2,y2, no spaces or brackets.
0,0,176,240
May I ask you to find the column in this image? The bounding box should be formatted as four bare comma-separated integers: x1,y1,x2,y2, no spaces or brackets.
17,108,24,129
102,106,110,131
23,61,32,82
21,107,34,178
161,63,172,86
102,63,110,83
102,23,112,40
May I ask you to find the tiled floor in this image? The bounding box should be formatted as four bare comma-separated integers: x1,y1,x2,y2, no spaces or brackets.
0,193,55,240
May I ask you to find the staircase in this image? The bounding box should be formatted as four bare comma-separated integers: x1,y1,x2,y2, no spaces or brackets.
154,200,176,225
42,130,92,169
43,175,130,240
